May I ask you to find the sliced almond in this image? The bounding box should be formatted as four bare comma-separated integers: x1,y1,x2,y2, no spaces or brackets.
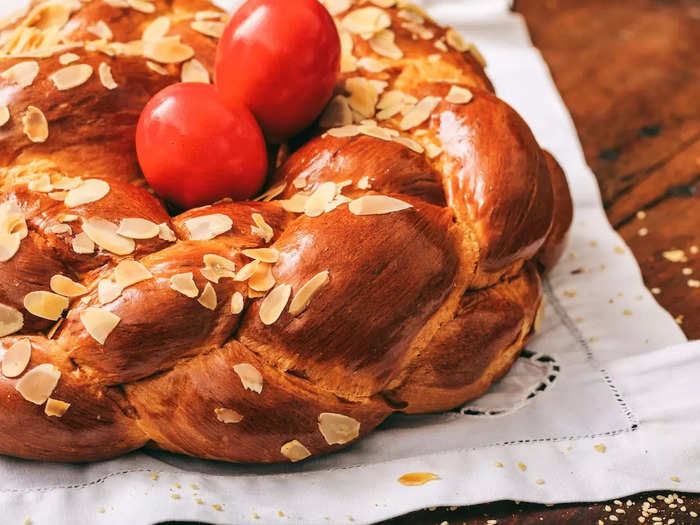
320,0,352,16
50,275,87,297
1,61,39,88
356,57,387,73
357,176,371,189
184,214,233,241
230,291,244,314
304,182,337,217
87,20,113,40
0,304,23,337
233,363,263,394
114,260,152,288
341,7,391,35
15,363,60,405
250,213,273,243
197,282,217,310
0,105,9,127
319,95,353,129
248,262,276,292
393,136,424,154
170,272,198,298
72,232,95,254
318,412,361,445
201,254,236,283
345,77,378,119
195,10,225,20
280,193,310,213
80,307,120,345
23,2,71,31
181,58,209,83
45,398,70,417
158,223,177,242
281,440,311,462
190,20,224,38
349,195,412,215
215,407,243,424
425,142,443,159
144,36,195,64
22,106,49,143
45,224,72,235
326,125,361,138
49,64,93,90
234,260,260,282
142,16,170,42
98,278,122,305
289,271,329,316
128,0,156,13
400,96,441,130
146,60,169,75
116,218,159,239
0,233,21,262
23,291,68,321
64,179,110,207
254,181,287,202
27,174,52,192
1,339,31,378
445,28,469,52
259,284,291,325
82,217,135,255
48,191,67,201
445,85,473,104
98,62,117,90
242,248,279,264
369,29,403,60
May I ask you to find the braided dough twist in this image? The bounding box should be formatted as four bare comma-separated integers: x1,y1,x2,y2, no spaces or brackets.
0,0,572,463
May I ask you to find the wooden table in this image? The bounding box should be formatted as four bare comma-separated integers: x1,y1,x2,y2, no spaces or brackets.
386,0,700,523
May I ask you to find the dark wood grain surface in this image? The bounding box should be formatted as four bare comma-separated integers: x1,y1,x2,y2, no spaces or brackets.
387,0,700,523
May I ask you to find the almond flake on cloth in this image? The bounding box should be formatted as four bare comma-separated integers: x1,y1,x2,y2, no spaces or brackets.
184,214,233,240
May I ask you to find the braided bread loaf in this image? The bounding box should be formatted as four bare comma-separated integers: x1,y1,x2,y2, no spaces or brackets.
0,0,573,463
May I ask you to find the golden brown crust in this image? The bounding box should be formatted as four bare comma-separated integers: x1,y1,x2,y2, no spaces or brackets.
0,0,572,463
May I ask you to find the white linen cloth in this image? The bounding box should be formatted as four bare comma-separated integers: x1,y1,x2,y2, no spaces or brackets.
1,1,698,524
